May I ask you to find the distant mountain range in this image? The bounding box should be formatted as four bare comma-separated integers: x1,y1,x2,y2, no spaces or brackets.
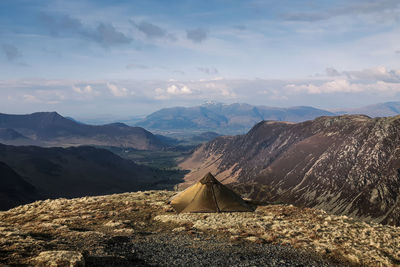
136,103,335,135
0,143,182,210
335,101,400,117
135,101,400,135
0,112,165,150
180,114,400,226
2,101,400,148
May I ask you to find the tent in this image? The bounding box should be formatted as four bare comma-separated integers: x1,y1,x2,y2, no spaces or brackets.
170,172,253,213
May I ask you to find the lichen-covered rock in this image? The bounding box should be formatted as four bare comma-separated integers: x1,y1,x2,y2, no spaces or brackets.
33,251,84,267
172,227,186,232
155,202,400,266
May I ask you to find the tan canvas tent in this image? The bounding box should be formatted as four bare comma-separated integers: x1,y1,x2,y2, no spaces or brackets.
170,172,253,213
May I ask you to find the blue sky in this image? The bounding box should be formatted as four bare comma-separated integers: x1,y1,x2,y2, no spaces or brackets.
1,0,400,118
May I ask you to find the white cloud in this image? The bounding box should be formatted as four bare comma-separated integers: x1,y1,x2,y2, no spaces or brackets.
166,84,192,95
23,94,40,103
107,82,128,97
287,79,400,95
286,79,362,94
343,66,400,83
202,81,236,98
73,85,96,94
21,89,67,104
166,84,178,94
323,66,400,83
205,82,218,88
154,84,193,99
154,87,169,100
220,88,237,98
259,89,289,100
3,66,400,115
181,85,192,94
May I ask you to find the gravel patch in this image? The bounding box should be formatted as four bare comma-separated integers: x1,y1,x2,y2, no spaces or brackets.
129,232,338,267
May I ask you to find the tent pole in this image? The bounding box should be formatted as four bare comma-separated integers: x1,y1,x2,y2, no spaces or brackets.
211,184,220,213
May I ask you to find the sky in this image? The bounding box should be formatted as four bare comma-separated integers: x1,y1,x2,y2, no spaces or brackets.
1,0,400,119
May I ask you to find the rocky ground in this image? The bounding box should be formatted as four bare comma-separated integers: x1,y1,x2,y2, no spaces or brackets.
0,191,399,266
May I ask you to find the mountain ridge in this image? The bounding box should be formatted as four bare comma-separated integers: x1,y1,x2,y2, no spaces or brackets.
136,103,335,135
0,112,165,150
334,101,400,117
180,114,400,226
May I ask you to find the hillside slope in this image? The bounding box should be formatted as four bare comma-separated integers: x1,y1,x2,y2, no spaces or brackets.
137,103,334,134
0,143,181,209
0,128,42,146
0,112,164,150
180,115,400,226
0,161,40,210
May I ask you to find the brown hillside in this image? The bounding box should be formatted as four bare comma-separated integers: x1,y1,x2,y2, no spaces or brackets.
180,115,400,226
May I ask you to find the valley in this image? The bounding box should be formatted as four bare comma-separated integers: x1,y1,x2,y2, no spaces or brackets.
0,143,184,210
99,146,191,170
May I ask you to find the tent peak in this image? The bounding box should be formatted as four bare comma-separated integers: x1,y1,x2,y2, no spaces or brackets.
200,172,219,184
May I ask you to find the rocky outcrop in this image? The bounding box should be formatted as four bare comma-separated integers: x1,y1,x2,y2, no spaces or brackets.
180,115,400,225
